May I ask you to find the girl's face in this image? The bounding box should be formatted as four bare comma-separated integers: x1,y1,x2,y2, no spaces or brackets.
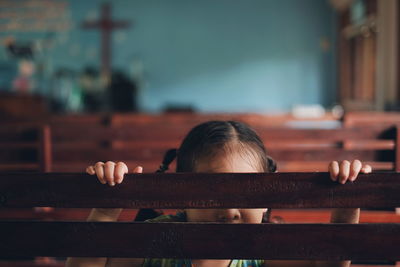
185,151,267,223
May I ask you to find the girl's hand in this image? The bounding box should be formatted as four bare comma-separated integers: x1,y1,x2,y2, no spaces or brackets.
86,161,143,186
328,159,372,184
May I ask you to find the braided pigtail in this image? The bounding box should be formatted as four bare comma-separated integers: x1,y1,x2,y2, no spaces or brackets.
156,149,178,173
262,156,277,223
267,156,277,173
262,209,271,223
262,209,284,224
134,149,177,222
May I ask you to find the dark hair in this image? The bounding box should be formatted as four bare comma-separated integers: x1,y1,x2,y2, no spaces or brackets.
157,120,277,173
155,120,277,223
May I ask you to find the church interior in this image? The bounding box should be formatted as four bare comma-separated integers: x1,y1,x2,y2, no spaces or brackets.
1,0,400,266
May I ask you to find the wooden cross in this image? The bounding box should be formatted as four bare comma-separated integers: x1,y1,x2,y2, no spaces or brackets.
81,3,131,78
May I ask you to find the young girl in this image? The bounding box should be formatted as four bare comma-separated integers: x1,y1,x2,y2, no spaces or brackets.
66,120,372,267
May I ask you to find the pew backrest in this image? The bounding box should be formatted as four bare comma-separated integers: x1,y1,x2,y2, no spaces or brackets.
50,123,400,172
0,124,51,172
0,172,399,261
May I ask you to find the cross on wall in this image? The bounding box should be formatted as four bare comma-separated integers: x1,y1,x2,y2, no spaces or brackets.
81,3,131,79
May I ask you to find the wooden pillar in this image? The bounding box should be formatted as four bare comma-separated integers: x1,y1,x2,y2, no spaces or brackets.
395,125,400,216
38,125,52,172
376,0,399,110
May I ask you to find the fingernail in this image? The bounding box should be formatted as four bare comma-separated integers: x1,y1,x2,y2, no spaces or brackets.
110,182,115,186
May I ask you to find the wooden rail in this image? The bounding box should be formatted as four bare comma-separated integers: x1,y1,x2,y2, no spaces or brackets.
0,221,399,260
49,124,400,172
0,172,399,261
0,124,51,172
0,172,399,208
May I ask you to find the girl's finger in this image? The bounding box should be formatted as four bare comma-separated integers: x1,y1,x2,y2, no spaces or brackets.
338,160,350,184
361,164,372,173
94,162,106,184
115,162,128,184
329,161,339,181
104,161,116,186
349,159,362,182
86,165,95,175
132,166,143,173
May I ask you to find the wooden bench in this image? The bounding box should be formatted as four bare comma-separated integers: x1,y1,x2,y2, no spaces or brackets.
49,123,400,172
0,123,51,172
44,112,341,127
24,110,400,129
3,119,400,222
0,172,399,266
2,115,399,226
45,121,400,226
0,124,53,264
1,112,345,173
344,112,400,127
2,113,393,173
110,112,341,127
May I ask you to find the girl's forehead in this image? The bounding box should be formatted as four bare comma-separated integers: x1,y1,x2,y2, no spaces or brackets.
195,152,260,173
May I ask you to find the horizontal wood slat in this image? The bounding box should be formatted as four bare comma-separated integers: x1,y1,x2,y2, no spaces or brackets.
50,125,396,142
0,222,399,260
0,172,399,208
51,161,394,173
0,164,40,171
51,148,394,162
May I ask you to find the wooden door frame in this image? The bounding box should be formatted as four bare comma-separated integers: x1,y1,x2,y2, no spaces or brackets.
337,0,400,111
376,0,399,110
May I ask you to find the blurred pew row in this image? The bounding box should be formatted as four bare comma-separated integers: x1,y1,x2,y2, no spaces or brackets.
1,111,400,266
2,111,400,173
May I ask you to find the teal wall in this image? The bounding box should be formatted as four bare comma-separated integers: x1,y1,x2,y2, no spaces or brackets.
0,0,337,113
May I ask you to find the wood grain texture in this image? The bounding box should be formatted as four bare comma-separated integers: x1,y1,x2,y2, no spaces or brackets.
0,221,399,260
0,172,399,208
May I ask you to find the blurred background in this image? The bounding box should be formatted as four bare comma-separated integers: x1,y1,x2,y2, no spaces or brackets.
0,0,396,118
1,3,400,266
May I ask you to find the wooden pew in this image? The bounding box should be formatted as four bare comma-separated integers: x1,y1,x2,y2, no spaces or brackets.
3,116,399,229
17,112,341,172
0,123,51,172
344,111,400,127
46,121,399,237
48,120,400,229
1,116,355,221
0,172,399,266
44,112,340,127
0,123,53,264
110,111,400,130
3,113,400,266
342,111,400,214
110,112,341,128
49,123,399,172
38,110,400,130
4,118,399,223
257,125,400,172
